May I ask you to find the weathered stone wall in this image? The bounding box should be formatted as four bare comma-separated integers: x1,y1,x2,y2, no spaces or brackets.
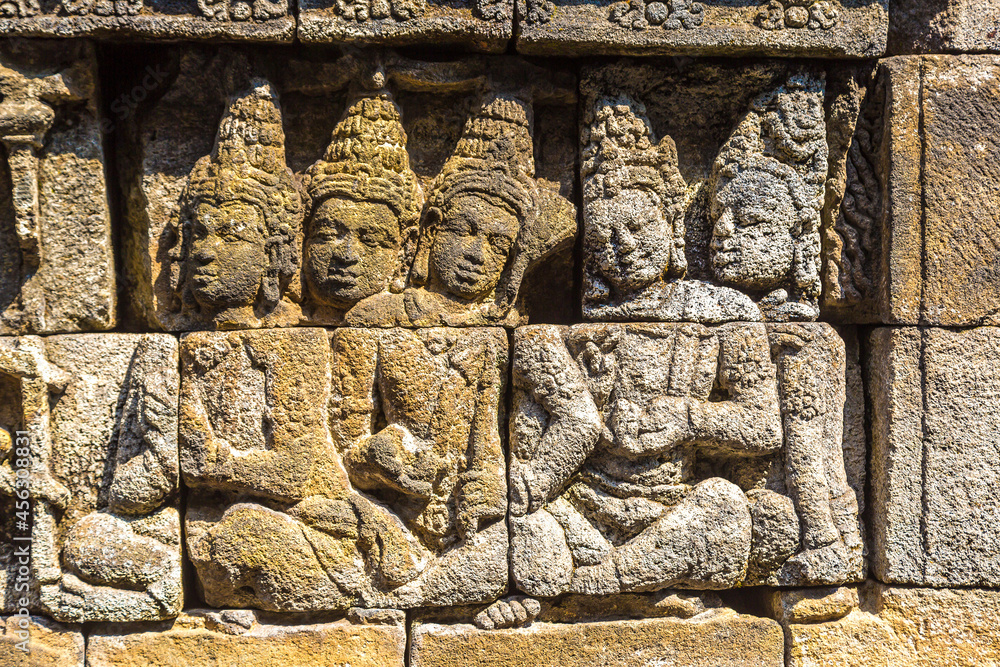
1,3,999,665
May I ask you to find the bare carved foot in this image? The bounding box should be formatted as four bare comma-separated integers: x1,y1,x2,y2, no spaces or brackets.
474,596,541,630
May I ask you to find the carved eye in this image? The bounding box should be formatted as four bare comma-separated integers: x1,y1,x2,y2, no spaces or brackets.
193,219,209,239
489,234,514,255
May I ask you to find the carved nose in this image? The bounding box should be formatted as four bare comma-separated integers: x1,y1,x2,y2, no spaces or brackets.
616,226,637,252
464,237,487,263
332,236,361,263
714,209,735,238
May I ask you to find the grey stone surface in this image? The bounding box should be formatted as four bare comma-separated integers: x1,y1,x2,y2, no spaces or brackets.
517,0,887,57
0,334,181,622
890,0,1000,54
509,322,864,595
87,610,406,667
582,61,868,324
0,40,114,335
826,56,1000,325
869,327,1000,586
181,327,509,611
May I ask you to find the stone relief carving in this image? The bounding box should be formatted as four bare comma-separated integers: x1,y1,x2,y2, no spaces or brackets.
757,0,839,31
349,89,576,328
583,70,827,323
507,322,863,600
301,89,422,323
608,0,705,31
181,327,508,611
0,42,114,335
0,335,181,622
167,71,303,331
516,0,886,57
60,0,142,16
825,68,883,316
125,50,577,331
0,0,37,16
197,0,287,21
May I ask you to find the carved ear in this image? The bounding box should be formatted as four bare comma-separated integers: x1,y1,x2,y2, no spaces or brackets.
410,207,440,287
392,225,420,293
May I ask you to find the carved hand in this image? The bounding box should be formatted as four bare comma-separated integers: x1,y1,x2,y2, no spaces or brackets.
614,396,691,456
349,426,434,499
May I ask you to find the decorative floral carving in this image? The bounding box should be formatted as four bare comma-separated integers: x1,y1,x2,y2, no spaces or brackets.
757,0,838,31
197,0,286,21
609,0,704,31
60,0,141,16
523,0,554,25
331,0,424,22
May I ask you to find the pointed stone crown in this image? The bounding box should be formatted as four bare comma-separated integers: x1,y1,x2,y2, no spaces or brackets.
428,93,536,221
306,92,422,229
187,78,302,227
582,94,686,208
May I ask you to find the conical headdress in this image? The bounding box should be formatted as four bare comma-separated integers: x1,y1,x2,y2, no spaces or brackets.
305,93,422,230
180,77,302,311
423,92,576,317
427,93,536,221
187,78,302,226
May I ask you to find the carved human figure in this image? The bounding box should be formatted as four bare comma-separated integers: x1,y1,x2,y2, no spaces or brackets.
0,336,181,622
582,94,761,323
349,92,576,327
329,327,508,602
47,337,181,622
302,92,422,322
504,320,861,606
170,77,302,330
708,71,826,321
182,327,508,611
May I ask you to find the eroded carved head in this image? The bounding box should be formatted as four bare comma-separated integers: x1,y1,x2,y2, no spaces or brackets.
410,93,575,321
175,78,302,326
304,94,422,309
710,160,809,293
582,95,688,296
708,71,826,314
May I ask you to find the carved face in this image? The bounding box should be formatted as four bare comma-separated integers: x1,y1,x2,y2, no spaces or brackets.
187,200,266,311
589,189,673,292
305,197,400,308
711,171,796,292
429,195,519,300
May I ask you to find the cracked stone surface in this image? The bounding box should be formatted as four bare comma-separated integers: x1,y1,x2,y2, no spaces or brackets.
0,334,181,623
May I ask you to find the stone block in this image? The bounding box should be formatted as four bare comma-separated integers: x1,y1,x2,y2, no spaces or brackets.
411,599,784,667
0,615,84,667
869,327,1000,585
826,56,1000,325
581,60,870,324
773,584,1000,666
889,0,1000,54
87,610,405,667
0,0,294,40
181,327,509,611
517,0,887,57
121,48,576,331
298,0,511,51
0,41,114,335
0,335,181,622
509,322,864,595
